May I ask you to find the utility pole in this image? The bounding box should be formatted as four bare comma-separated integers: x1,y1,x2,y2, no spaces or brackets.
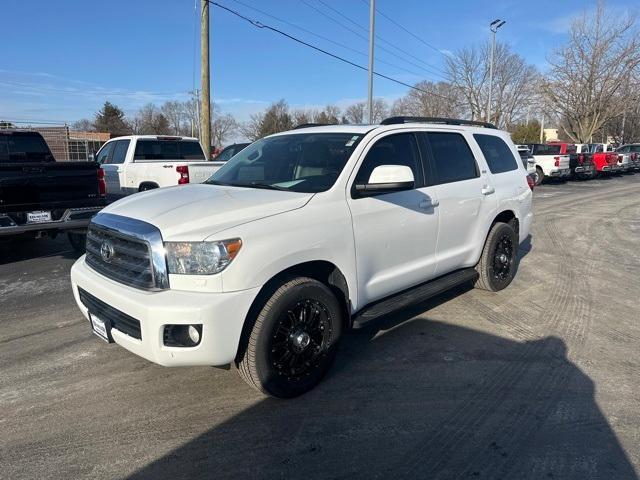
200,0,211,159
539,114,545,143
367,0,375,124
487,19,505,124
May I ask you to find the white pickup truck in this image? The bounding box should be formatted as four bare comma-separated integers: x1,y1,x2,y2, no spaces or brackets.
71,117,533,398
526,143,570,185
96,136,225,201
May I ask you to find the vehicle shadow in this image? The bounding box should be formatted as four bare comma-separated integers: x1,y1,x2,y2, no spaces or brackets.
127,291,637,480
0,235,81,265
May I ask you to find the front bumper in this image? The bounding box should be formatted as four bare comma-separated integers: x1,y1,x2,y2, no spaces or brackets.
71,257,261,367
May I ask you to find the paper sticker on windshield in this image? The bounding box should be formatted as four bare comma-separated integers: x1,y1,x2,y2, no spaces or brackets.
345,136,359,147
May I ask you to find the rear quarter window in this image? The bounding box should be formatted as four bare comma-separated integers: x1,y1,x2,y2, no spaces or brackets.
474,134,519,174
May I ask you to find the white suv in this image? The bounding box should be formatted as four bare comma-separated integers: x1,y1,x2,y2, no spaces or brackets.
70,117,533,398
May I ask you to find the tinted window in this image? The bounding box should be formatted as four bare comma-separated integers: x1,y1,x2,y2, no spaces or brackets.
216,146,236,162
531,144,561,155
354,133,423,187
110,140,130,164
180,141,205,160
425,133,478,184
134,140,205,160
474,134,518,174
0,133,54,162
96,142,115,164
630,145,640,153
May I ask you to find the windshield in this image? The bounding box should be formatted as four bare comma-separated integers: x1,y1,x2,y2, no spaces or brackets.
206,132,364,193
532,144,561,155
0,133,54,162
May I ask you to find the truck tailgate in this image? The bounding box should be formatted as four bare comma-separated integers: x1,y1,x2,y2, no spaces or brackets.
0,162,102,212
187,162,225,183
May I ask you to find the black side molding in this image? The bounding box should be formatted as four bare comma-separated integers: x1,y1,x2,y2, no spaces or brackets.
352,268,478,329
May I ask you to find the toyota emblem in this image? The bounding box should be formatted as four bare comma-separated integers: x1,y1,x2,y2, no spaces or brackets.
100,240,115,263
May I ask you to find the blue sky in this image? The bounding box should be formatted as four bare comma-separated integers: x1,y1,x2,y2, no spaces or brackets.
0,0,636,125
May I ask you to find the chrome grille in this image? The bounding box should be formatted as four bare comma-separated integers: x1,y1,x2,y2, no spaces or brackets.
86,225,155,289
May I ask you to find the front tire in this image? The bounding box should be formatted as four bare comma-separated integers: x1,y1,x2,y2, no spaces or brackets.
474,222,518,292
67,232,87,253
236,277,343,398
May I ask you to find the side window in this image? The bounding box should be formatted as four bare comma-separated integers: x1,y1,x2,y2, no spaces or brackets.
110,140,130,164
354,133,423,188
179,141,205,160
474,134,518,174
216,147,235,162
96,142,115,164
425,132,478,185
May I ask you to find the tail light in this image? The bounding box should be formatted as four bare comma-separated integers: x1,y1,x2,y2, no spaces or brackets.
97,168,106,197
526,174,535,190
577,154,585,165
176,165,190,184
554,156,560,167
618,155,623,162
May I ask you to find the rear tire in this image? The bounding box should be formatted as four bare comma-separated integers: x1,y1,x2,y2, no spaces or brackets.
534,167,544,186
474,222,518,292
236,277,343,398
67,232,87,253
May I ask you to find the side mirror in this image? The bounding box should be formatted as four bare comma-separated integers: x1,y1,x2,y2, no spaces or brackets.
355,165,415,197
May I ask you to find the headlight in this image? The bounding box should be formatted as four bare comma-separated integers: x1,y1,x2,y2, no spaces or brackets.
165,239,242,275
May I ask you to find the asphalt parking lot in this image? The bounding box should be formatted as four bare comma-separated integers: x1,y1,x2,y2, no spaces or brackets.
2,174,639,480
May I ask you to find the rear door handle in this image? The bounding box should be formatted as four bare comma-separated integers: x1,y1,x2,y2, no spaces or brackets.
481,186,495,195
419,199,439,209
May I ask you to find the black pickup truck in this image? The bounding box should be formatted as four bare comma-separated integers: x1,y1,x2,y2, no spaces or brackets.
0,130,106,251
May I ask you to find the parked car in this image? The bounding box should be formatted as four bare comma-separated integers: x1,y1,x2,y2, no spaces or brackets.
214,143,251,162
547,142,595,180
96,136,225,201
70,116,533,398
616,144,640,170
515,144,537,177
575,143,619,176
526,143,571,185
0,130,106,250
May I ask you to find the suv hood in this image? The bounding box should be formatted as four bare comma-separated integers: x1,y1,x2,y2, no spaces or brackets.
102,184,313,240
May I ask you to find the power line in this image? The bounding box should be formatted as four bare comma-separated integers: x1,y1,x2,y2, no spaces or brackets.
299,0,448,80
360,0,450,58
227,0,431,79
206,1,450,99
315,0,448,77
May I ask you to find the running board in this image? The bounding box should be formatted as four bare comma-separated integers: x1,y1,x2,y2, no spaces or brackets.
351,268,478,329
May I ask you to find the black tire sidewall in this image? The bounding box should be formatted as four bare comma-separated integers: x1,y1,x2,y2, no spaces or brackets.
535,167,544,185
67,232,86,253
254,280,342,398
485,224,518,291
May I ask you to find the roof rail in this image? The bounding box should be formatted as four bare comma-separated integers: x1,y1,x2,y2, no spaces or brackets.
380,116,497,129
293,123,333,129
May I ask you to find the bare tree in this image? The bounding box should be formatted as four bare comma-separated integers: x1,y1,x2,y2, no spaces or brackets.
241,100,293,141
344,102,366,124
211,111,238,148
133,104,171,135
161,101,186,135
391,82,463,118
446,42,538,126
72,119,94,131
543,2,640,142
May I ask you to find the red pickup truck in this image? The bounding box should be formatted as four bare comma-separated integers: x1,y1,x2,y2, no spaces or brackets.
575,144,619,176
548,142,596,180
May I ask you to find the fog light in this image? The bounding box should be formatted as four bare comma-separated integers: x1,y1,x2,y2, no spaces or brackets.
163,324,202,347
188,325,200,344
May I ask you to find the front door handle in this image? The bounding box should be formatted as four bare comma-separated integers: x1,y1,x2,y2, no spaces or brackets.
419,199,439,209
481,186,495,195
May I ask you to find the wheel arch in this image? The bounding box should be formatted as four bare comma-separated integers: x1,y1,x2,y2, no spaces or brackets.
234,260,351,364
138,182,159,191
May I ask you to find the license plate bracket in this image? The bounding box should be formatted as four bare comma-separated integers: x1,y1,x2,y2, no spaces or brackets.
90,313,114,343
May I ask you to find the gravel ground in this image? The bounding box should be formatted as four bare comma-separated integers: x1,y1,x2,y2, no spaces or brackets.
1,174,639,479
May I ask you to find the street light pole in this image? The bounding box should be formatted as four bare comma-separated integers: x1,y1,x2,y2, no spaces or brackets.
367,0,375,124
487,19,505,124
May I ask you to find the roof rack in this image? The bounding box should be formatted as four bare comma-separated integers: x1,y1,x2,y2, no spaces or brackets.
380,116,497,129
293,123,333,129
